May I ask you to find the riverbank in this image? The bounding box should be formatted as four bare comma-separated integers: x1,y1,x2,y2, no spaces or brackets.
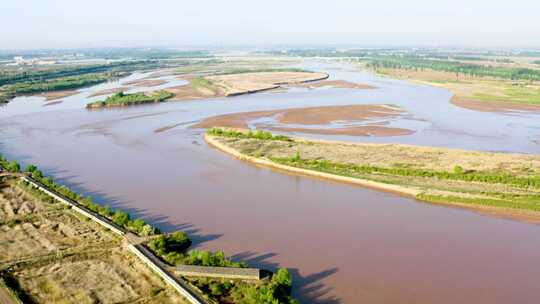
0,156,299,303
0,176,188,303
205,128,540,223
371,67,540,112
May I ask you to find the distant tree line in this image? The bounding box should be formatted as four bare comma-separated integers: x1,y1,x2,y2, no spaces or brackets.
367,56,540,81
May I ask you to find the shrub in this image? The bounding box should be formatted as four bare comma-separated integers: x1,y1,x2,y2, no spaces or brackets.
207,128,291,141
112,211,131,226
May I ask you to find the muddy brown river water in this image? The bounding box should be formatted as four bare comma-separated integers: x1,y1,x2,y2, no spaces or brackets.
1,62,540,303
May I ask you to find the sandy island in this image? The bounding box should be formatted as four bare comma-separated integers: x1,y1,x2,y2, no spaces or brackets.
451,96,540,113
205,130,540,224
192,104,413,137
206,71,329,96
168,71,329,101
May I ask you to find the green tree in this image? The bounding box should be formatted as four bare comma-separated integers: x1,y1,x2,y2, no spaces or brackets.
112,211,130,226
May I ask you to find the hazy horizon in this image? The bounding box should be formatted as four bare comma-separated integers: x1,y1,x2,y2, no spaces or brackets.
2,0,540,50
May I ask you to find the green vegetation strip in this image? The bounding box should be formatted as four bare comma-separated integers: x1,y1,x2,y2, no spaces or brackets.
272,157,540,189
148,232,246,268
0,73,116,103
191,77,219,94
86,90,173,108
0,154,160,236
146,232,298,303
417,193,540,212
207,127,291,141
206,128,540,214
367,56,540,81
0,60,172,104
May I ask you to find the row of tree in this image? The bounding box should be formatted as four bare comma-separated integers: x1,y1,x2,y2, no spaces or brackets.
367,56,540,81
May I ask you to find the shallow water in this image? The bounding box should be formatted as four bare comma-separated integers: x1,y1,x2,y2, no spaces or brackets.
1,61,540,303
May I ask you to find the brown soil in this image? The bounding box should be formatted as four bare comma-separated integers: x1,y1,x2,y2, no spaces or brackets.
277,104,402,124
192,104,412,137
269,125,413,137
167,72,328,101
451,96,540,113
167,78,221,101
293,79,376,89
39,90,78,101
206,71,329,96
88,87,130,98
0,179,186,303
123,79,167,87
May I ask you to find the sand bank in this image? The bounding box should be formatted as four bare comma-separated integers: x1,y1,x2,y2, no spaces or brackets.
451,96,540,113
205,131,540,223
193,104,413,136
39,90,78,101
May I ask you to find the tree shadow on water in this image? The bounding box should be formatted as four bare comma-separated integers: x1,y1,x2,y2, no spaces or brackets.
230,251,342,304
291,267,341,304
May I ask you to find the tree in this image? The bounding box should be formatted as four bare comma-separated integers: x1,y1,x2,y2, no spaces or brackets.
112,211,130,226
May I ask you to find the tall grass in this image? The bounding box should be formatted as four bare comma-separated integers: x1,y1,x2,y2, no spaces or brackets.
207,128,291,141
272,157,540,189
416,193,540,212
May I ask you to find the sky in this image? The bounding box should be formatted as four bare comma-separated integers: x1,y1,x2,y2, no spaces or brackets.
1,0,540,49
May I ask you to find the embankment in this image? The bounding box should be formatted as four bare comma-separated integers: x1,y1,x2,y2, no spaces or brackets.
204,133,420,197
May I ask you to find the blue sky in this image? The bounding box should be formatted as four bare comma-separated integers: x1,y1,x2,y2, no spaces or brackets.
1,0,539,49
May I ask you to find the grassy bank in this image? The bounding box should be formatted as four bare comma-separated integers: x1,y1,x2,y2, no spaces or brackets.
205,128,540,219
366,63,540,107
86,90,174,108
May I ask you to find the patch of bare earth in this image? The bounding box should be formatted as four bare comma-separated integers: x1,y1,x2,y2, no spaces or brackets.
39,90,78,101
167,76,222,101
192,104,413,137
206,71,329,96
0,179,186,304
451,96,540,113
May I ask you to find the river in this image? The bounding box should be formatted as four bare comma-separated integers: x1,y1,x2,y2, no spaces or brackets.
1,61,539,303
